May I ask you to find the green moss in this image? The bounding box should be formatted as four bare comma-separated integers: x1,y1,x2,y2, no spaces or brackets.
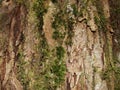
31,45,66,90
94,16,106,32
66,18,74,46
101,67,113,80
52,3,75,46
51,46,66,88
109,1,120,89
33,0,48,31
51,1,89,46
93,0,107,32
51,0,58,3
56,46,65,60
92,0,114,84
71,4,79,17
32,1,66,89
113,57,120,90
52,31,65,40
51,59,66,87
52,11,65,28
52,11,67,44
92,0,120,89
0,0,2,6
71,0,89,18
17,52,29,90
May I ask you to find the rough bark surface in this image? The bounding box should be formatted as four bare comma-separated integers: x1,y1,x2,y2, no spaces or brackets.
0,0,119,90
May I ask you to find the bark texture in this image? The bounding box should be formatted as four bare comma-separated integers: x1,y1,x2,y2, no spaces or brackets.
0,0,119,90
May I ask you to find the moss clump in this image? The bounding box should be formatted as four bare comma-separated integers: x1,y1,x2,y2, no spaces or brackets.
65,18,74,46
32,0,66,89
32,45,66,90
17,52,29,90
56,46,65,60
93,0,107,32
94,15,107,32
114,67,120,90
52,31,65,41
33,0,48,30
101,67,113,80
51,0,89,46
52,2,76,46
51,46,66,88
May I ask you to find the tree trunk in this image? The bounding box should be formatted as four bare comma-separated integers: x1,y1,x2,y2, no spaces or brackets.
0,0,119,90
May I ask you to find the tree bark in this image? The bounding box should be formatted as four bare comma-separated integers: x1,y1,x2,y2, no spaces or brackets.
0,0,119,90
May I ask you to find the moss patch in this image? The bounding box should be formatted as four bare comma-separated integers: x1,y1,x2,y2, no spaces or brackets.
31,0,66,89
